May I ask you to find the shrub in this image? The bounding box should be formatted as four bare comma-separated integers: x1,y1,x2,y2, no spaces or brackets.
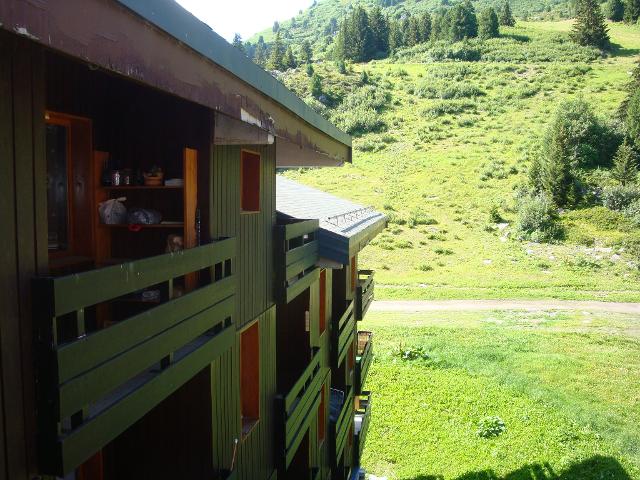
415,80,484,99
626,89,640,148
394,345,431,361
424,100,476,118
602,185,640,210
611,141,638,185
477,416,506,438
332,85,390,135
409,211,438,227
514,193,563,242
624,199,640,226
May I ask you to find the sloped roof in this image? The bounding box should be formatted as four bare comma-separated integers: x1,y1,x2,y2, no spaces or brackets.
276,176,387,264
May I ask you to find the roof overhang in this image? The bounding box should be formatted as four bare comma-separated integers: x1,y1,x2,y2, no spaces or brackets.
0,0,352,166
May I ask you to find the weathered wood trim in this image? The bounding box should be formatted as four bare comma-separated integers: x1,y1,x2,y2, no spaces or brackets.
355,332,373,396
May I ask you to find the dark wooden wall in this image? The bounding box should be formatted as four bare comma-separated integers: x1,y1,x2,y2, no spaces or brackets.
210,143,276,328
0,32,47,480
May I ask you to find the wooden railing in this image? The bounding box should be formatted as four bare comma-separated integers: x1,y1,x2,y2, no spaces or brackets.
355,331,373,395
331,300,356,369
355,270,374,321
354,391,371,463
275,349,327,469
330,386,354,465
33,238,237,476
275,219,320,304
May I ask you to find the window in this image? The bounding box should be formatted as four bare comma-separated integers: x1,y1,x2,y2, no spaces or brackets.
241,321,260,436
317,384,326,444
319,269,326,335
46,122,71,253
350,256,357,292
241,150,260,212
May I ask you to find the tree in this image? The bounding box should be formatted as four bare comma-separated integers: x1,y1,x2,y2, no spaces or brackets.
406,16,421,47
611,141,638,185
253,36,267,67
448,1,478,41
624,0,640,22
479,7,500,39
306,63,315,77
369,7,390,56
310,73,323,98
627,89,640,148
272,21,280,33
419,12,432,42
571,0,610,50
267,32,285,70
300,40,313,64
605,0,625,21
336,7,374,62
232,33,245,54
499,0,516,26
283,46,297,70
431,12,450,41
389,20,404,51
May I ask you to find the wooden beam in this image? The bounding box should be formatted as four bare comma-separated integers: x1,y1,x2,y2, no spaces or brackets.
214,113,274,146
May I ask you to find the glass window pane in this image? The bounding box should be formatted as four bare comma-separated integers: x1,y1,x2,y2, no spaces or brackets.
47,123,69,252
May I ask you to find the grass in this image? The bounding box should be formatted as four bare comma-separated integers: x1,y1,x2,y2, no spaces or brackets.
360,310,640,479
280,20,640,301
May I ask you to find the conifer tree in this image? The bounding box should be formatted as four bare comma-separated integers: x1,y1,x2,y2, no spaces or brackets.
283,46,297,70
300,40,313,64
499,1,517,26
448,1,478,41
420,12,432,42
611,141,638,185
605,0,625,21
253,36,267,67
406,16,421,47
369,7,390,56
479,7,500,39
389,20,404,51
267,32,285,70
624,0,640,22
310,73,323,98
571,0,610,50
232,33,245,54
627,89,640,148
272,21,280,33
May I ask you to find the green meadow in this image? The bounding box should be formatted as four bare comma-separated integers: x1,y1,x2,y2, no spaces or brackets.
282,20,640,301
359,310,640,479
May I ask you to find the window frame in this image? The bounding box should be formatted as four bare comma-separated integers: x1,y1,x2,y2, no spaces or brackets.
240,149,261,214
240,319,260,438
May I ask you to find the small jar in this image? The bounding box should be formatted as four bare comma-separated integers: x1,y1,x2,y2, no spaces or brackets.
111,170,121,186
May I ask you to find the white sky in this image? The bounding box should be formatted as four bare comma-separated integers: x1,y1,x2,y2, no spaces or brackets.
175,0,314,41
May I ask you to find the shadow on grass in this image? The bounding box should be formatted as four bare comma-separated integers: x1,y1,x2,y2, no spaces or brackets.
609,42,640,58
401,455,632,480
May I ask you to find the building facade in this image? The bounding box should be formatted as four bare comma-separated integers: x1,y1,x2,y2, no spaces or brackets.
0,1,385,479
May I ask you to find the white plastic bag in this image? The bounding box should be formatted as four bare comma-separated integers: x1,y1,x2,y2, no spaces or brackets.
99,197,127,225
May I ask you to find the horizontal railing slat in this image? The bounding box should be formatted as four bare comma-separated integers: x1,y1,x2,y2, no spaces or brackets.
51,238,235,316
283,219,319,241
286,268,319,304
59,295,234,418
334,388,353,459
284,394,321,469
284,350,321,411
60,325,235,473
285,372,323,446
285,241,318,279
57,276,235,383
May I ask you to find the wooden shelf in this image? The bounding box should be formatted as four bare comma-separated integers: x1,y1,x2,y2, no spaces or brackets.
102,185,183,190
100,223,184,229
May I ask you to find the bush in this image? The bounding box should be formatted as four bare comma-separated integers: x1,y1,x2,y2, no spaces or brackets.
415,80,484,99
424,100,476,118
602,185,640,210
394,345,431,361
477,416,506,438
514,193,563,242
332,85,390,135
624,199,640,227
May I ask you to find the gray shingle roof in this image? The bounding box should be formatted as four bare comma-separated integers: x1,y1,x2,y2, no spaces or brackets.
276,176,387,264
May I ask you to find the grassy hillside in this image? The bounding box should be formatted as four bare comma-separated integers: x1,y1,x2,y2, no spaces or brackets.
248,0,574,56
360,309,640,478
279,21,640,301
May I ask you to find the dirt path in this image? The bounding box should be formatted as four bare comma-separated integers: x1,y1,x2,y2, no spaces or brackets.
371,299,640,314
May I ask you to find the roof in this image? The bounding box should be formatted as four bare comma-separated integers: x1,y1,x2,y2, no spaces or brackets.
276,177,387,264
117,0,351,149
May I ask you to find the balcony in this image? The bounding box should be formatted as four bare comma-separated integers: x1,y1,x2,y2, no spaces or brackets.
330,386,354,466
355,332,373,395
275,349,327,469
354,392,372,464
275,219,320,304
32,238,237,476
331,301,356,370
355,270,374,321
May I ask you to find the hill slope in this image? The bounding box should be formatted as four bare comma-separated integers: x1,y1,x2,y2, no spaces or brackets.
278,21,640,301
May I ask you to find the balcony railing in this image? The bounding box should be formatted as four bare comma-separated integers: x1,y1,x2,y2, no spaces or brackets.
355,270,374,321
33,238,237,476
330,386,354,466
275,219,320,304
354,392,372,464
355,331,373,395
331,300,356,369
275,349,327,469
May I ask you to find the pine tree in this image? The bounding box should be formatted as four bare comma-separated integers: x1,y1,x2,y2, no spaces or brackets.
605,0,625,21
419,12,432,42
571,0,610,50
232,33,245,54
253,36,267,67
267,32,285,70
627,89,640,148
300,40,313,64
624,0,640,22
406,16,421,47
611,141,638,185
306,63,315,77
369,7,390,57
310,73,323,98
388,20,404,51
479,7,500,39
499,1,517,26
448,1,478,41
272,21,280,33
431,13,450,41
283,46,297,70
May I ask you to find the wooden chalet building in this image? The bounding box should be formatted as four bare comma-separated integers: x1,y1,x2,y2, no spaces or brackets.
0,1,386,480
